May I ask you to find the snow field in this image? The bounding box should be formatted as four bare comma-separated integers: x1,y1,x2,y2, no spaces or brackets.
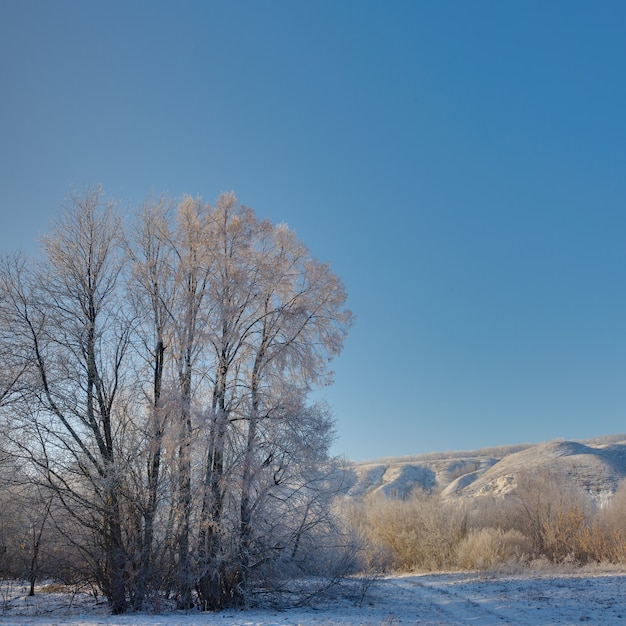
1,570,625,625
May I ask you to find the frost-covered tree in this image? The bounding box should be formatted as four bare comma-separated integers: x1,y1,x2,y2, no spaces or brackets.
129,193,352,609
192,194,352,608
0,188,352,612
125,196,178,609
0,188,132,613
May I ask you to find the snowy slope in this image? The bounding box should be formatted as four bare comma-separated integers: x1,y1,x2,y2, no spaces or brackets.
343,434,626,504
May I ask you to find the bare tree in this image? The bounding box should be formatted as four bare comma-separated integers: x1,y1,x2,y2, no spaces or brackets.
0,188,132,613
126,196,178,609
130,195,215,608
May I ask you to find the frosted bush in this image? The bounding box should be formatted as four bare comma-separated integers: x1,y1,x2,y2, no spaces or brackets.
456,527,532,570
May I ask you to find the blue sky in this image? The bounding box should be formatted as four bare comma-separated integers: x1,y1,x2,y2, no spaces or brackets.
2,1,626,460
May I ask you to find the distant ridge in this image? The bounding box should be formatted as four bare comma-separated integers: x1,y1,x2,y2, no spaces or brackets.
342,434,626,505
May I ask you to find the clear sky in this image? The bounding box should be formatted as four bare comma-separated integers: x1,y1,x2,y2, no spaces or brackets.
2,1,626,461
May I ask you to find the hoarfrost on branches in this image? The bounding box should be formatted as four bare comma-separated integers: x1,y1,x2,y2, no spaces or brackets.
0,188,353,613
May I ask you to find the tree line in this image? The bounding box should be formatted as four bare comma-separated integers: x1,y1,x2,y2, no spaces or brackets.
0,187,353,613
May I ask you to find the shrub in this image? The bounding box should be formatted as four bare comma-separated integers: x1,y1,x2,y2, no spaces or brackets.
456,527,532,570
343,470,626,574
595,479,626,563
348,489,468,572
513,469,597,562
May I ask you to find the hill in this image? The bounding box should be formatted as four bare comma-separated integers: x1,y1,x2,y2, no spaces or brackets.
341,434,626,505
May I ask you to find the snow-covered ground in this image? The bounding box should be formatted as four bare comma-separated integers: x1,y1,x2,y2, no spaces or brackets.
2,569,626,625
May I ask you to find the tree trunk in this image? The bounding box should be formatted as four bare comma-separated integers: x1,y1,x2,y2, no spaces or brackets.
28,496,52,596
196,356,239,610
106,494,128,614
176,360,194,610
133,338,166,610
